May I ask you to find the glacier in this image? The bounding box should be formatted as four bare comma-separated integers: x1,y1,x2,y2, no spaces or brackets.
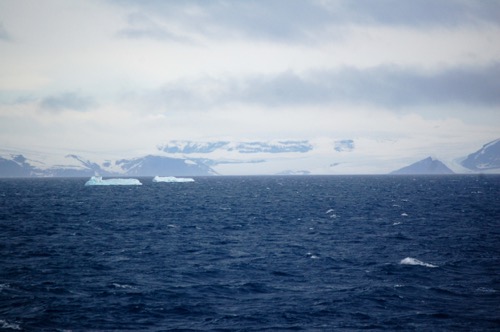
85,176,142,186
152,176,195,183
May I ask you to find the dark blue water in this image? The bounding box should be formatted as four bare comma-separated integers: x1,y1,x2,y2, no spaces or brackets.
1,175,499,331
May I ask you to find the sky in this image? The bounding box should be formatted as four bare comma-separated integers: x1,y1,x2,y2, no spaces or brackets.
0,0,499,174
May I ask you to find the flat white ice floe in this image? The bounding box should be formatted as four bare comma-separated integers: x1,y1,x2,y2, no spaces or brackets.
85,176,142,186
153,176,195,183
400,257,437,268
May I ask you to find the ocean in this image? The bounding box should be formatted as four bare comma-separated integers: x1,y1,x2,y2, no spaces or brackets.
0,175,499,331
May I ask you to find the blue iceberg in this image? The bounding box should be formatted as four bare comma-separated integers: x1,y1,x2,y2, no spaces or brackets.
85,176,142,186
152,176,195,183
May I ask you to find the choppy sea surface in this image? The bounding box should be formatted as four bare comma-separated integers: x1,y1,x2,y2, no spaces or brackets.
1,175,499,331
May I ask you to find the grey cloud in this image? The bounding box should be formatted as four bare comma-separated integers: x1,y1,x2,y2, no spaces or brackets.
241,72,327,106
113,0,330,42
40,92,96,111
253,64,500,107
110,1,500,43
116,13,192,43
326,64,500,107
148,63,500,109
0,22,11,41
340,0,500,27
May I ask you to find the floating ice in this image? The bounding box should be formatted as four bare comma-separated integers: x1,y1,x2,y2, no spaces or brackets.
85,176,142,186
153,176,194,183
400,257,437,268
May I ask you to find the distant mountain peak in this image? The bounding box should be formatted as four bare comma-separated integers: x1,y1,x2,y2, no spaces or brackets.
391,156,454,175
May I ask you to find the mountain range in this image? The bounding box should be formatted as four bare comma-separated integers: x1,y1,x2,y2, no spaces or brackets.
1,138,499,177
0,154,217,178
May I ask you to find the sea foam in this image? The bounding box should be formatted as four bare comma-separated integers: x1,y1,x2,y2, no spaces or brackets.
85,176,142,186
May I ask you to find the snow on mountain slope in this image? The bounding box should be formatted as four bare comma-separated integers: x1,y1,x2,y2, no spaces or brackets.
461,138,500,171
158,140,313,154
0,153,217,177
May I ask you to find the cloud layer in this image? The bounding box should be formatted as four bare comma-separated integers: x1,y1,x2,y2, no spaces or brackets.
130,63,500,112
0,0,499,174
113,0,500,43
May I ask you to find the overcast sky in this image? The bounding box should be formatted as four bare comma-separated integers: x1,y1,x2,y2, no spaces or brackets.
0,0,499,173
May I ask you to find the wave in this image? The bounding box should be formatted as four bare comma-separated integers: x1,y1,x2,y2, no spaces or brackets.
0,320,21,331
400,257,438,268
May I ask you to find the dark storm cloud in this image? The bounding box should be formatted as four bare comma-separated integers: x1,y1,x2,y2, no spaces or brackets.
151,64,500,109
111,0,500,42
40,92,96,111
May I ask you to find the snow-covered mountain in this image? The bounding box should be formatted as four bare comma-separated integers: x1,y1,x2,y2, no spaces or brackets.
2,138,498,177
114,155,216,176
0,155,37,177
158,140,313,154
390,157,454,175
0,154,216,177
460,139,500,172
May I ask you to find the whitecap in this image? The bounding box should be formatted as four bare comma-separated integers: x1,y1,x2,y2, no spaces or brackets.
400,257,437,268
326,209,337,218
0,320,21,330
401,213,408,217
112,283,134,289
476,287,496,293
